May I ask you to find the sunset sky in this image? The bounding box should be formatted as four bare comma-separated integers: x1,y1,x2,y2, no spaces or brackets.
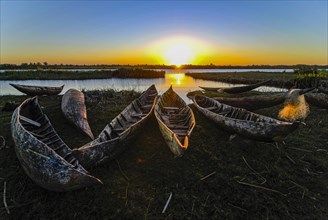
1,1,327,65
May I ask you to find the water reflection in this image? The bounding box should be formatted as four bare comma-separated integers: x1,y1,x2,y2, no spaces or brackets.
0,73,286,103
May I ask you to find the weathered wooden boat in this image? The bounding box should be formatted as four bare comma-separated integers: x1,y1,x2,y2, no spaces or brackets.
72,85,158,167
11,97,102,191
213,93,286,110
61,89,94,140
10,83,64,96
211,88,314,110
305,92,328,109
154,86,195,157
318,87,328,95
199,80,272,94
198,86,220,92
192,95,299,142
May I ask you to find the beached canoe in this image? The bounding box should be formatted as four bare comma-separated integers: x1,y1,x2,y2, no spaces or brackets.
213,93,286,110
305,92,328,109
154,86,195,157
10,83,64,96
61,89,94,140
72,85,158,167
192,95,299,142
198,86,220,92
212,88,314,110
11,97,102,191
318,87,328,95
199,80,272,94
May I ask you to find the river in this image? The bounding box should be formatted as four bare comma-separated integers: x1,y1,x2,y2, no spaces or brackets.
0,73,286,103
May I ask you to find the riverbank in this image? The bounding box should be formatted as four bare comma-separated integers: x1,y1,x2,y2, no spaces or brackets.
186,71,297,88
0,68,165,80
0,90,327,219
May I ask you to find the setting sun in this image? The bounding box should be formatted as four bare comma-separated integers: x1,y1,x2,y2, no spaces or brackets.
163,44,194,66
148,36,211,66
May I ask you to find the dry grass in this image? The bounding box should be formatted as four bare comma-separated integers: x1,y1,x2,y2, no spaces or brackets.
0,90,327,219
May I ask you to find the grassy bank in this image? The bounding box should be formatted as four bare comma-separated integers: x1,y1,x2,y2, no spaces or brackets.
186,71,297,88
0,90,328,219
0,68,165,80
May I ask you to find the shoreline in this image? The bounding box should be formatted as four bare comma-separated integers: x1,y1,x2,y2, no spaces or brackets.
0,68,165,80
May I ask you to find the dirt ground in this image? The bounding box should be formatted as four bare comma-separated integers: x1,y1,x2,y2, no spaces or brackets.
0,90,327,219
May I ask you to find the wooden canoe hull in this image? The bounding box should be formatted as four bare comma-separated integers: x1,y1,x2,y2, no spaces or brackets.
73,85,158,167
305,93,328,109
318,87,328,95
11,97,102,191
154,86,195,157
199,86,220,92
61,89,94,139
199,80,272,94
10,83,64,96
192,95,299,142
214,93,285,110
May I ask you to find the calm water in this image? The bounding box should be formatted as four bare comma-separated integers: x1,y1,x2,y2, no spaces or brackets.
0,73,286,103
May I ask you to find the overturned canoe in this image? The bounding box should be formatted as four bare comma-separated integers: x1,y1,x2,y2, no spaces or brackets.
199,80,272,94
10,83,64,96
192,95,299,142
154,86,195,157
61,89,94,140
11,97,102,191
305,92,328,109
72,85,158,167
213,93,286,110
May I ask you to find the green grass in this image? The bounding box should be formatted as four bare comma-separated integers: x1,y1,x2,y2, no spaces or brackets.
185,71,298,88
0,90,328,219
0,68,165,80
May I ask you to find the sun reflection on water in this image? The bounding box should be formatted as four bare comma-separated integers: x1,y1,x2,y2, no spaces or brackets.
165,73,193,87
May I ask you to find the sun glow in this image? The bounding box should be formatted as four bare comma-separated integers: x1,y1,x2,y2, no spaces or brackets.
148,36,210,66
163,44,193,67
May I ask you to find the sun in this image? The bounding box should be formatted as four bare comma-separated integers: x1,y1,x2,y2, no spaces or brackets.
163,43,194,67
148,36,210,66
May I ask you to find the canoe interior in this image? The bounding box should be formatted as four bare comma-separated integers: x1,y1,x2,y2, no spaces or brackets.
194,95,279,124
96,85,158,143
19,97,87,174
155,87,195,145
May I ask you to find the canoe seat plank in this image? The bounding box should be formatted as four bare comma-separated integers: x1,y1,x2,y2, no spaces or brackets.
168,125,189,129
131,113,147,118
20,116,41,127
163,107,180,110
205,106,217,110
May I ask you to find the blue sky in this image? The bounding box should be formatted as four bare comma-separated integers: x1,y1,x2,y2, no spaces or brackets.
1,1,327,65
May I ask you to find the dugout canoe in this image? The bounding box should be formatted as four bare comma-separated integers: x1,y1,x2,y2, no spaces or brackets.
213,93,286,110
11,97,102,191
10,83,64,96
199,80,272,94
192,95,299,142
61,89,94,140
154,86,195,157
318,87,328,95
305,92,328,109
72,85,158,167
212,88,314,110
